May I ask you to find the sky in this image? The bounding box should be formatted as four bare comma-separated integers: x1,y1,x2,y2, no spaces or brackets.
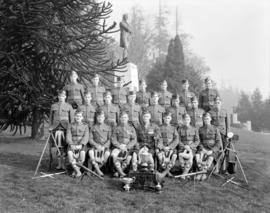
107,0,270,98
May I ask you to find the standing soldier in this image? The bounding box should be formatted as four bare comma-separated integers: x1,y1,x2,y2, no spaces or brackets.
166,94,186,127
66,110,89,178
148,91,165,126
209,97,230,148
179,79,196,110
111,77,128,106
88,74,105,107
122,91,141,129
49,90,73,170
136,79,151,108
79,91,96,128
157,112,179,175
64,71,84,109
111,111,137,178
196,112,221,181
187,97,204,129
199,77,219,112
178,114,200,178
99,91,119,128
135,110,160,171
88,109,111,177
158,80,172,108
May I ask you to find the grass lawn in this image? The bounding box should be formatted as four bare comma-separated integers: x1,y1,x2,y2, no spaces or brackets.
0,128,270,213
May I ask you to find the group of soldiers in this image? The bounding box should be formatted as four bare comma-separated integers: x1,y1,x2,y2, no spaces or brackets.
49,71,230,180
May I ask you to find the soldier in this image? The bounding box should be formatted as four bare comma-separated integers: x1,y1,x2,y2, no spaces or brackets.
63,71,84,109
88,109,111,177
136,79,151,108
187,97,204,128
179,79,196,110
111,111,137,177
158,80,172,108
195,112,222,180
122,91,141,129
157,112,179,175
79,91,96,128
99,91,119,128
111,77,128,106
178,114,200,178
209,96,230,148
66,110,89,178
199,77,219,112
148,91,165,126
166,94,186,127
135,110,160,171
49,90,73,170
88,74,105,107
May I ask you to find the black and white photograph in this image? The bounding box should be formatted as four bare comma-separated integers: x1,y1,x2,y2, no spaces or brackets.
0,0,269,212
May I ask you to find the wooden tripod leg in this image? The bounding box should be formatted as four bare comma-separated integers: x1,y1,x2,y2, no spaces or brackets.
49,137,52,170
34,135,50,176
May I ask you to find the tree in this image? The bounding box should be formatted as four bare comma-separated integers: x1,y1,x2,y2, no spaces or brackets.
250,88,263,131
0,0,125,138
236,91,252,123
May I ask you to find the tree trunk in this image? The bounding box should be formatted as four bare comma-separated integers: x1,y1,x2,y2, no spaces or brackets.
31,109,43,139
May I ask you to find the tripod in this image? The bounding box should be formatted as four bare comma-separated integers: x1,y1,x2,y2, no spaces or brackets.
208,133,248,187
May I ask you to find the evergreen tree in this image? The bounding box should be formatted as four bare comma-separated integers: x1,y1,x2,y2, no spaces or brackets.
236,91,252,123
250,88,263,131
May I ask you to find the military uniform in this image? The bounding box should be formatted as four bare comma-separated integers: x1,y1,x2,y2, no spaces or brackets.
79,104,96,128
209,108,230,136
179,90,196,110
187,108,205,128
166,105,186,127
136,91,151,108
158,91,172,108
147,105,165,126
64,83,84,108
158,124,179,152
122,103,141,128
199,88,219,112
99,104,119,128
111,87,128,105
178,125,200,154
88,86,105,107
89,123,111,150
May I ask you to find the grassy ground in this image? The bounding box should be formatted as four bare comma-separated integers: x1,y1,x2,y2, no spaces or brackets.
0,128,270,213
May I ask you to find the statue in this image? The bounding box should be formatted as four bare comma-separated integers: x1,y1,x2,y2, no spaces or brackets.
119,14,132,59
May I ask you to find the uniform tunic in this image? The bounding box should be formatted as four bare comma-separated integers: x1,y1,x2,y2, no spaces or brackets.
66,122,89,150
199,88,219,112
111,124,137,151
179,90,196,110
122,103,141,128
111,87,128,105
88,86,105,107
79,104,96,127
99,104,119,128
187,108,205,128
49,102,73,129
136,91,151,108
158,91,172,108
89,123,111,149
198,124,221,158
209,108,230,135
64,83,84,107
147,104,165,126
166,105,186,126
178,125,200,154
158,124,179,152
136,123,160,152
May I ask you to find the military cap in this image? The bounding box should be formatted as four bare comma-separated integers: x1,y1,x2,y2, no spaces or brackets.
142,109,151,115
172,94,180,99
204,77,212,83
182,113,190,119
203,112,211,118
120,110,129,117
74,109,83,115
214,96,222,102
57,89,66,96
182,79,189,84
84,90,92,96
163,111,172,118
104,90,112,97
151,91,159,97
191,96,198,102
95,108,105,116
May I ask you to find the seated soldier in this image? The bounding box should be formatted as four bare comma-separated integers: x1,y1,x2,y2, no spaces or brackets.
122,91,142,129
135,110,160,171
88,73,105,107
187,97,204,129
88,109,111,177
147,91,165,126
79,91,96,128
136,79,151,108
178,114,200,178
99,91,119,128
166,94,186,127
111,111,137,178
157,112,179,175
195,112,221,181
158,80,172,108
49,90,73,170
66,110,89,178
63,71,84,109
179,79,196,111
